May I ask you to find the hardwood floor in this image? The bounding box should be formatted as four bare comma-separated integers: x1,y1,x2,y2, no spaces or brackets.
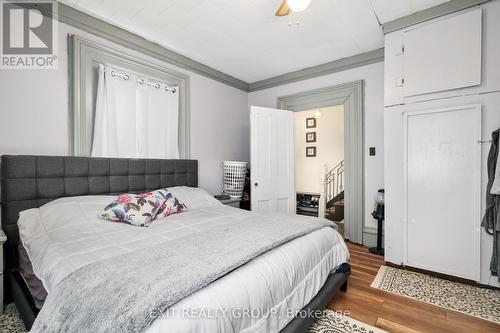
327,242,500,333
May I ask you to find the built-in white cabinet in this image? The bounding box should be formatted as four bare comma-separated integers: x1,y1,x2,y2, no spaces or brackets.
403,9,482,97
405,105,481,281
383,0,500,286
384,7,488,106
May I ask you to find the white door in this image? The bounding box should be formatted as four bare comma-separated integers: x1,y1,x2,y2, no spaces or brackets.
250,106,295,214
405,104,481,281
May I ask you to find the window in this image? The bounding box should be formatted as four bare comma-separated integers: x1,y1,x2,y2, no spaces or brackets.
69,35,190,158
92,64,179,159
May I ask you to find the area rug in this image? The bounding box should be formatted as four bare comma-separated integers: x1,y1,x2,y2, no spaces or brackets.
0,304,27,333
371,265,500,324
0,304,384,333
307,309,387,333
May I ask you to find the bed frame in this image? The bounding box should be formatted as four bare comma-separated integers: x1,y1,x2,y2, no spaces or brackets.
0,155,349,331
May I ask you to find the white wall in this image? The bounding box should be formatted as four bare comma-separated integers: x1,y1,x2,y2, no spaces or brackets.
0,21,249,195
249,62,385,233
294,106,344,194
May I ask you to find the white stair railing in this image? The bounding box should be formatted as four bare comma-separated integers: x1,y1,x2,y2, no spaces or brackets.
325,160,345,206
318,164,327,218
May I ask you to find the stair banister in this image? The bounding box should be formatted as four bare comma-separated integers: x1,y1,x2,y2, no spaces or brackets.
318,163,327,218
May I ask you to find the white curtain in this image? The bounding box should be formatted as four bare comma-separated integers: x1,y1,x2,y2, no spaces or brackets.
91,64,179,159
136,79,179,159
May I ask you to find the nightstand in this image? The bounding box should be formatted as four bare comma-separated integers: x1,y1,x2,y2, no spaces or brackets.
218,198,242,208
0,229,6,315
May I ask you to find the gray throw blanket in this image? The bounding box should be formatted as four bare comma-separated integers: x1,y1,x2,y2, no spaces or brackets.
31,213,334,333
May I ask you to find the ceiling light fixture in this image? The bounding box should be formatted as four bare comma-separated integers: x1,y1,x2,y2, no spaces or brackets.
287,0,312,13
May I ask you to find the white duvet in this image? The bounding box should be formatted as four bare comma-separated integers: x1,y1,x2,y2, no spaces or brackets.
18,194,348,333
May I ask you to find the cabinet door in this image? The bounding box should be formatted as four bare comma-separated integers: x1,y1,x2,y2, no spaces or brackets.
405,104,481,281
403,9,482,97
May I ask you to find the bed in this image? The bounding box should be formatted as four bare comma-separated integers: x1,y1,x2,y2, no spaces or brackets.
0,155,350,332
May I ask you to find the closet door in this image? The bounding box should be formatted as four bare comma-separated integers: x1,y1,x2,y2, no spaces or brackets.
405,104,481,281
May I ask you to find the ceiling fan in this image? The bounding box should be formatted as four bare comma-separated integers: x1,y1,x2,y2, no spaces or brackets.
275,0,312,16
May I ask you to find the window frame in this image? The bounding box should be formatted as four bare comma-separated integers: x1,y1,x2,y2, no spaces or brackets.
69,34,190,158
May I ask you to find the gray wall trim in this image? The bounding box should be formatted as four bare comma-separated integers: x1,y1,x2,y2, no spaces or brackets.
21,2,385,93
277,81,365,244
69,35,190,158
21,2,249,92
249,49,383,92
362,228,383,248
382,0,490,33
363,227,377,235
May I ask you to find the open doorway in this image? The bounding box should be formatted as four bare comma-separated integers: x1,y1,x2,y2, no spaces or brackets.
294,105,345,236
278,81,364,244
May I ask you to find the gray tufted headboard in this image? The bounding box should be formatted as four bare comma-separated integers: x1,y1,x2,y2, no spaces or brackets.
0,155,198,270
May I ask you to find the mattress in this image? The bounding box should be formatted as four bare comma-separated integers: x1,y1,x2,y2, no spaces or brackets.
18,195,348,332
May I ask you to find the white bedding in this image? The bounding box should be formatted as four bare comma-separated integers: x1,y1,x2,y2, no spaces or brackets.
18,195,348,333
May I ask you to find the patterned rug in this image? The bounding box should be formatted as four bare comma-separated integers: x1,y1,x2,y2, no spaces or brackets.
371,265,500,324
307,310,387,333
0,304,384,333
0,304,27,333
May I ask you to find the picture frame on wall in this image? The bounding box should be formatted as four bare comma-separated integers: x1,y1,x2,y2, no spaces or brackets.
306,132,316,143
306,117,316,128
306,146,316,157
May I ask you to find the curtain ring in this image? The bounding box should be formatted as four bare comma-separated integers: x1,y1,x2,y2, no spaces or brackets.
154,83,160,89
124,74,130,81
137,78,145,85
110,70,116,77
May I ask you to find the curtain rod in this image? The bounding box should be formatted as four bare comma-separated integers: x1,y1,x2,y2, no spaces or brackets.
109,69,177,93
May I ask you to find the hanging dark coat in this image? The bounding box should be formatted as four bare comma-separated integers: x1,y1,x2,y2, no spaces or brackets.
482,129,500,281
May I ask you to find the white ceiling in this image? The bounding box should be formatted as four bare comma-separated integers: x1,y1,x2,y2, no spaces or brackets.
59,0,449,83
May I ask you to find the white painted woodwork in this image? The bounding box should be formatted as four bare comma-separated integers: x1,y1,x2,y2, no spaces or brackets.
250,106,295,214
383,105,405,264
384,2,500,107
403,9,482,97
383,0,500,286
319,163,327,219
384,30,405,107
404,104,481,281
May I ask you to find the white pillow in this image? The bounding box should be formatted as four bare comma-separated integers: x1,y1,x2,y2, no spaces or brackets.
167,186,222,209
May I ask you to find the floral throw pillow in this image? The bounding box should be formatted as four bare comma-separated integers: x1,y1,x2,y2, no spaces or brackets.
154,189,187,220
101,192,164,227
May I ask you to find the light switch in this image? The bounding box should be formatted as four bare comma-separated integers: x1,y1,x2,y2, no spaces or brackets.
369,147,376,156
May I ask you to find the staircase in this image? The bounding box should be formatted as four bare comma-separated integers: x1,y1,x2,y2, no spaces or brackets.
324,160,344,223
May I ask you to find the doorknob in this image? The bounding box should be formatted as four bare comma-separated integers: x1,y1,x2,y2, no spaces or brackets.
254,182,259,187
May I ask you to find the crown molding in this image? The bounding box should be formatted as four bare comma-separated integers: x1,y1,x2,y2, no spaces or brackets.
248,48,384,92
21,2,388,93
20,2,250,91
382,0,491,34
